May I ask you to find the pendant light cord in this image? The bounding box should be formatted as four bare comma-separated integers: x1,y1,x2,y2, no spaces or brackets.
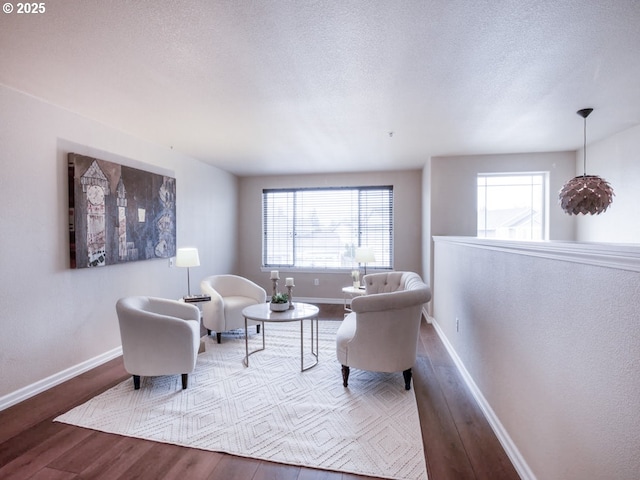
577,108,592,177
583,116,587,177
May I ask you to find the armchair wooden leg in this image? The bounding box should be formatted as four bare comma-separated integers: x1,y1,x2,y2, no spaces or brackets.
256,324,260,334
216,332,222,344
133,375,140,390
341,365,350,387
181,373,188,389
403,368,412,390
207,329,212,335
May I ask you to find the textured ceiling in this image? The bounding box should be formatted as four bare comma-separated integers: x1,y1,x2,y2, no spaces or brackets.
1,0,639,176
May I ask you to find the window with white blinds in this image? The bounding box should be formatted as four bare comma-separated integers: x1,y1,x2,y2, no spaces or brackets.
262,186,393,270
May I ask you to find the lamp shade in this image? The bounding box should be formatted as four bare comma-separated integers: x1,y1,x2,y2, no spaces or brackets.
559,175,614,215
175,247,200,267
355,247,376,263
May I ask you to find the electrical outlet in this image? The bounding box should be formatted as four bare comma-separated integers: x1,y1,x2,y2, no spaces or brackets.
314,278,319,286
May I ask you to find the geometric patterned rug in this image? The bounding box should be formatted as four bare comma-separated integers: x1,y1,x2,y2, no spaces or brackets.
55,320,428,480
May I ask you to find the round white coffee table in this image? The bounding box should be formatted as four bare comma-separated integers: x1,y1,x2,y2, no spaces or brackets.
242,302,320,371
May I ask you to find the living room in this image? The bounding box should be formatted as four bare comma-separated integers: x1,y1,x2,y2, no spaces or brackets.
1,2,640,479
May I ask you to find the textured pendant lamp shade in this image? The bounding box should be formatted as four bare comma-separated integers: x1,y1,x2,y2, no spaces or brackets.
559,108,614,215
176,247,200,296
559,175,614,215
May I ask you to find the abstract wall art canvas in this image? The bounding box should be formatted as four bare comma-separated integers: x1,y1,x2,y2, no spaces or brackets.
68,153,176,269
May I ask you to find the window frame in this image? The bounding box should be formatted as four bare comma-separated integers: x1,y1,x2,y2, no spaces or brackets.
262,185,394,271
477,172,549,241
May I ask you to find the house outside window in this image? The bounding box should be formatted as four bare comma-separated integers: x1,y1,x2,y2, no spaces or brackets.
262,186,393,270
477,172,548,240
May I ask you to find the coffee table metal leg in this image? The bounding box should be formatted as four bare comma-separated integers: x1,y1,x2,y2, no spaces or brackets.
300,315,319,372
244,318,265,367
244,316,249,367
313,315,318,356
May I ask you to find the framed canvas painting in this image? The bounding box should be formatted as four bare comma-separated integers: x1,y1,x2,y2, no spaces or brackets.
68,153,176,269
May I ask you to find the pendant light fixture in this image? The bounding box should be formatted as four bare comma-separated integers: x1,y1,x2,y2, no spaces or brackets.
559,108,614,215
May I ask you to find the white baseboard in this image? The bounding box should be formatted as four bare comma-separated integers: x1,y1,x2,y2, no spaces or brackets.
430,319,535,480
0,346,123,412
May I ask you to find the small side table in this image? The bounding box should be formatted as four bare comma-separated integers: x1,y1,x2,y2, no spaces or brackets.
179,295,211,353
342,286,366,315
178,294,211,320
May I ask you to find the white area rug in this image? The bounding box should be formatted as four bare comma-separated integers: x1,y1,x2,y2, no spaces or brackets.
55,321,427,480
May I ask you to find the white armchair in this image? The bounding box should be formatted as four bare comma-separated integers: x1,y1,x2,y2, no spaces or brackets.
116,296,201,390
336,271,431,390
200,274,267,343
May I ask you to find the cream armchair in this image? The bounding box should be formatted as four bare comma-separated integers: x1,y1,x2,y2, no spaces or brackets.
336,271,431,390
116,296,201,390
200,274,267,343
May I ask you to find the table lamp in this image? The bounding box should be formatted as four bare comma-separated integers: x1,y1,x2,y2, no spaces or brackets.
176,247,200,296
355,246,376,276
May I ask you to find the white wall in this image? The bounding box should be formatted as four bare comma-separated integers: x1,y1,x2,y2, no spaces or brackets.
575,124,640,243
421,158,432,309
430,151,577,239
432,237,640,480
427,128,640,478
0,85,238,404
423,151,576,297
237,171,423,300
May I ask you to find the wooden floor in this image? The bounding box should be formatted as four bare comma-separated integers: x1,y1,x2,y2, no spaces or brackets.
0,304,520,480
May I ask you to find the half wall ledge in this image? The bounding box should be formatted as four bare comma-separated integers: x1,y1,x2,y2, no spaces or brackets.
432,236,640,273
